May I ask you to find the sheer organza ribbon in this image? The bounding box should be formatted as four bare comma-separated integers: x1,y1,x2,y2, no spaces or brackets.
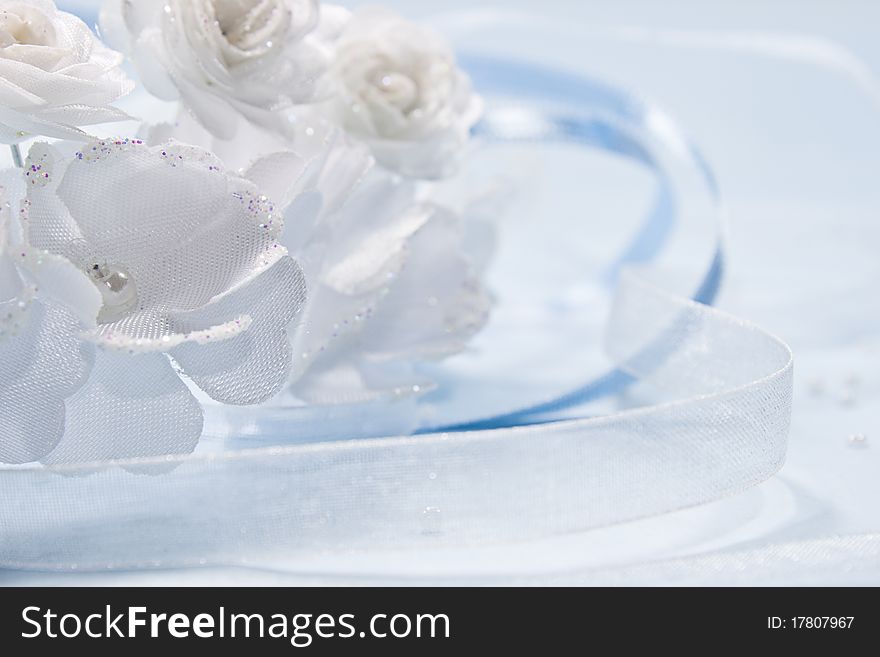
0,53,793,571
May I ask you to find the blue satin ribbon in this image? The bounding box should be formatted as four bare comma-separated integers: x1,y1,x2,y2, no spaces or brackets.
423,54,725,432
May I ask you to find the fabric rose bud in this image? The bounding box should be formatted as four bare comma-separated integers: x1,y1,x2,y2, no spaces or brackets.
20,139,308,464
101,0,331,139
326,8,483,179
0,0,134,143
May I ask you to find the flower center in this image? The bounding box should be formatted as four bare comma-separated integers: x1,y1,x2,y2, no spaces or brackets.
374,71,420,113
213,0,290,52
0,8,54,48
88,263,139,325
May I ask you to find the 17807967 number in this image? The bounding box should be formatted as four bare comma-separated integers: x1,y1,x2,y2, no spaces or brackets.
767,617,854,629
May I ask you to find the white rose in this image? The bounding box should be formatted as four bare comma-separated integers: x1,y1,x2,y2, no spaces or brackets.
102,0,329,139
0,0,133,143
327,8,483,179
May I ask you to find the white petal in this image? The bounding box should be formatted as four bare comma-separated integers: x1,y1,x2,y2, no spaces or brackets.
320,176,430,295
44,349,203,465
17,246,102,328
245,151,308,209
0,104,91,142
287,172,430,382
356,206,491,360
0,300,94,464
31,103,133,127
171,256,307,404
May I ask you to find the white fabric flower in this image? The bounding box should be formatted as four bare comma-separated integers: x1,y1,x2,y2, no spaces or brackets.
16,138,308,463
242,134,491,402
284,171,492,403
0,0,133,143
325,8,483,179
101,0,331,139
144,107,491,404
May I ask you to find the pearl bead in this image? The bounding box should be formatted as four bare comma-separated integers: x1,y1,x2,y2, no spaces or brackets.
88,263,138,324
